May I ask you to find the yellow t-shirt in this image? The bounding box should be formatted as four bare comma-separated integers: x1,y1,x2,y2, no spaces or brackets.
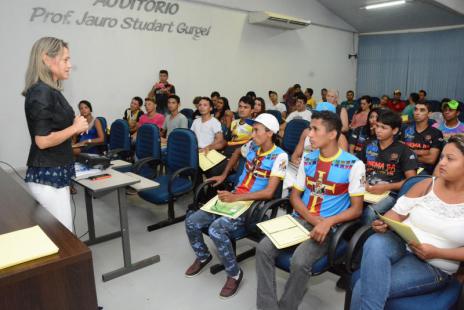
306,98,316,109
229,119,252,146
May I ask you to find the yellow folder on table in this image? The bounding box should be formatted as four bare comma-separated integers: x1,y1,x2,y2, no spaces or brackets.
364,191,391,204
370,207,421,244
201,195,253,219
257,215,311,249
0,225,59,270
199,150,226,171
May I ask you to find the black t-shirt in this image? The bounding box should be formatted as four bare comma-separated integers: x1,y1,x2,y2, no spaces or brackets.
360,140,418,186
25,81,75,167
349,126,373,159
400,124,444,174
154,82,175,110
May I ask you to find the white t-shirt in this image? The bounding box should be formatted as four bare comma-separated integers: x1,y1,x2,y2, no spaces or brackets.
392,178,464,274
190,117,223,149
286,110,312,123
267,102,287,114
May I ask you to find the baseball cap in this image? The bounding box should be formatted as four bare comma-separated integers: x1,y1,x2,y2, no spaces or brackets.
442,99,460,110
315,102,336,113
245,113,279,134
394,89,401,94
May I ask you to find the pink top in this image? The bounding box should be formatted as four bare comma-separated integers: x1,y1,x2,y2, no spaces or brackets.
138,113,165,129
350,111,369,129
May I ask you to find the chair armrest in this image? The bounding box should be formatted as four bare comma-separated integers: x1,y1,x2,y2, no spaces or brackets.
132,157,160,178
344,225,374,273
106,148,127,159
192,179,218,210
327,220,362,268
256,198,291,223
168,167,197,197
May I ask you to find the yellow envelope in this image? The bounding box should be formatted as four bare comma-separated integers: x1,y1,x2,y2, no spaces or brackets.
364,191,390,204
199,150,226,171
257,215,310,249
0,226,59,270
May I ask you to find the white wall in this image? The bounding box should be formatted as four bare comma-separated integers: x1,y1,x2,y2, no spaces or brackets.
1,0,357,169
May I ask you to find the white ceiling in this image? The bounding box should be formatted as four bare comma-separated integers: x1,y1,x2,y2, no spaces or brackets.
317,0,464,33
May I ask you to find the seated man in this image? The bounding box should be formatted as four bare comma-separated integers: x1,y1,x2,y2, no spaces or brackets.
161,94,188,143
360,109,417,224
122,96,144,140
184,113,288,298
387,89,406,113
340,90,357,111
280,92,312,137
401,92,419,124
190,97,226,153
267,90,287,119
256,111,365,310
433,99,464,142
401,101,443,175
223,96,254,157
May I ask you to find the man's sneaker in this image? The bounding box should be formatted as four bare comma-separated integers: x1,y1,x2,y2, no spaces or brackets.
185,255,212,277
219,269,243,299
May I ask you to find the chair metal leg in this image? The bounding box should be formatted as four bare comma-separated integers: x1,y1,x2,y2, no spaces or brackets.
344,285,353,310
147,198,186,232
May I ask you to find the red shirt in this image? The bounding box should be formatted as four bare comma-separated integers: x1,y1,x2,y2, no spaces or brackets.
387,99,406,113
138,113,165,129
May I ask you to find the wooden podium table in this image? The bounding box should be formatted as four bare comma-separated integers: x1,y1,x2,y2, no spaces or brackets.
0,168,98,310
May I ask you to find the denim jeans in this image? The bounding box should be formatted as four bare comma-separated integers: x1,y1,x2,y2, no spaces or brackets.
185,209,246,277
351,232,451,310
255,218,332,310
361,192,398,225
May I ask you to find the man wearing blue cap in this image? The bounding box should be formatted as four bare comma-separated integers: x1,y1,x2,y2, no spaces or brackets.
184,113,288,298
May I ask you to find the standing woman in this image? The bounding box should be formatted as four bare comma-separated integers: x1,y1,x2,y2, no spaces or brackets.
23,37,88,231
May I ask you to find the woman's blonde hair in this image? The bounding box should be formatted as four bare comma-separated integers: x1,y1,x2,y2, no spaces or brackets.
22,37,68,96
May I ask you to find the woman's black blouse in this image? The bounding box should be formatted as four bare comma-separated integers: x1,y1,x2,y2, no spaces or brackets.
25,81,75,167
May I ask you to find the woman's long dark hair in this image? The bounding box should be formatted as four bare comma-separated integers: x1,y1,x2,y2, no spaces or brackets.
361,107,381,140
214,96,230,121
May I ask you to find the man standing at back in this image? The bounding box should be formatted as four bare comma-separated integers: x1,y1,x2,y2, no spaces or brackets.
148,69,175,115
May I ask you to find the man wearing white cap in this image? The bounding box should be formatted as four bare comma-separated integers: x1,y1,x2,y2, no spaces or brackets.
184,113,288,298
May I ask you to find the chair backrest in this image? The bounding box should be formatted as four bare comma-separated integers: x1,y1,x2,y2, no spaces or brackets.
96,116,108,139
180,108,194,120
135,124,161,160
267,110,282,124
166,128,199,173
398,175,432,197
282,119,309,155
109,119,131,151
426,100,441,112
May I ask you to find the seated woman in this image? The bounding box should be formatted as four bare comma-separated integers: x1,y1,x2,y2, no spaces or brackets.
351,134,464,310
349,108,379,158
252,97,266,119
350,95,372,129
213,96,234,130
73,100,105,155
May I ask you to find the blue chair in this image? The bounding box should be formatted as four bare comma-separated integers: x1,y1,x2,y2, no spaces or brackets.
342,175,464,309
124,124,162,177
273,199,362,282
282,119,309,156
180,108,194,120
96,116,108,153
137,129,199,231
107,119,131,159
267,110,283,124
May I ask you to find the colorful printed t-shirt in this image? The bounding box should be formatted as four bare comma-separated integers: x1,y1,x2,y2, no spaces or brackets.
229,119,253,146
360,140,418,186
433,121,464,142
235,141,288,194
293,149,365,218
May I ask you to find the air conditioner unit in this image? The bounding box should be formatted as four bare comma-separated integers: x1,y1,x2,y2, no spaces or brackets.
248,11,311,30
